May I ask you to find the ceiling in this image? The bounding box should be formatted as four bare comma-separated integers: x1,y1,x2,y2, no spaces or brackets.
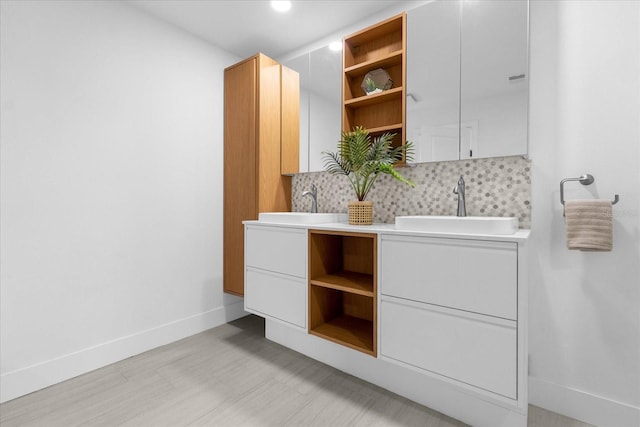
127,1,410,59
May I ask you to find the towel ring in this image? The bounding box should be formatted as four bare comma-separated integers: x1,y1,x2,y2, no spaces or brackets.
560,174,620,206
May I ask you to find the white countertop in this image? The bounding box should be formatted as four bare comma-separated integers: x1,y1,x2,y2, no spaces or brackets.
243,220,531,242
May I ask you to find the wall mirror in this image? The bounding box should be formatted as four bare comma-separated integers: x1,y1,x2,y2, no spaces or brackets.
284,44,342,173
283,53,310,172
407,0,529,162
288,0,529,171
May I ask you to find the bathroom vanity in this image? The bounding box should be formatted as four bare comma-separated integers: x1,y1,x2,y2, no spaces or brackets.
243,217,530,427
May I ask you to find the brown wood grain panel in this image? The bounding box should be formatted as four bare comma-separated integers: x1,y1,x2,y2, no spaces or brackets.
343,293,373,322
310,271,373,296
224,57,257,296
309,232,343,279
310,315,374,355
224,53,294,296
351,32,402,65
257,54,284,213
343,14,404,68
344,87,403,108
308,230,377,356
345,64,403,101
349,98,403,130
371,233,378,354
341,12,406,161
344,51,403,76
309,285,342,330
343,234,374,275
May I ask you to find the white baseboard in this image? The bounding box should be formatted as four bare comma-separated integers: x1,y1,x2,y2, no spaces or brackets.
529,376,640,427
0,302,247,403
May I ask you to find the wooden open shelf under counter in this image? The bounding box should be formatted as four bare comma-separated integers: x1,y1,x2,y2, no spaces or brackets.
308,230,377,356
310,271,374,297
310,312,374,356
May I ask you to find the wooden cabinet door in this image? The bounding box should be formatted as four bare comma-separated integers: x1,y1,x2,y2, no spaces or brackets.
224,58,257,296
223,54,298,296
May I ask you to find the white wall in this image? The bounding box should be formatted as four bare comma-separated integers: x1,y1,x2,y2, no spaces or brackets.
2,2,639,424
528,1,640,426
0,0,243,402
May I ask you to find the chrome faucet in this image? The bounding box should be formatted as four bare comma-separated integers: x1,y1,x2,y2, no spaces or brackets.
302,184,318,213
452,176,467,217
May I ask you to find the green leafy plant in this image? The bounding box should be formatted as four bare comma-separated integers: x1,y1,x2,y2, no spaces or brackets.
364,76,377,93
322,126,415,201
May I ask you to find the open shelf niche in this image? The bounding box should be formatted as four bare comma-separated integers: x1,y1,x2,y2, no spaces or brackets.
308,230,377,356
342,13,406,164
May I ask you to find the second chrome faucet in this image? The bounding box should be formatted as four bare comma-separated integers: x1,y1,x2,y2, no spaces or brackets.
452,176,467,217
302,184,318,213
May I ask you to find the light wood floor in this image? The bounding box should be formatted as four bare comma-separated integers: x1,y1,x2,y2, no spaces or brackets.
0,315,593,427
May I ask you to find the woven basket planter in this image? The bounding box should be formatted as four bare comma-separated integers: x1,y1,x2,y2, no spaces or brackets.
348,201,373,225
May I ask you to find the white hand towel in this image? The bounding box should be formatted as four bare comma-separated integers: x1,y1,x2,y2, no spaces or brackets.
565,199,613,251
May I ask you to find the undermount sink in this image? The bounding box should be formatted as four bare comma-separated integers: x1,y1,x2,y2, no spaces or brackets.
395,215,518,235
258,212,348,225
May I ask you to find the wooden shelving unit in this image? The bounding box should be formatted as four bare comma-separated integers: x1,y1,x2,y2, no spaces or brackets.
342,13,406,163
308,230,377,356
310,271,373,297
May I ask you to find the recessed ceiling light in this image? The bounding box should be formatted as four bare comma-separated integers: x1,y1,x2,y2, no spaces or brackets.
271,1,291,12
329,41,342,52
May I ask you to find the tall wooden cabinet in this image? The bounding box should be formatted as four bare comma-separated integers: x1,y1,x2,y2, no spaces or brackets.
342,13,407,163
224,53,299,296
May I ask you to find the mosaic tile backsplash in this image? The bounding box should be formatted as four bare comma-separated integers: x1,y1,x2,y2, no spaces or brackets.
292,156,531,229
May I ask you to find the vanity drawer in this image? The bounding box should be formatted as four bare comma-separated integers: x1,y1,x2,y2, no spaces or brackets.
245,225,307,278
380,235,517,320
380,298,517,399
245,268,306,328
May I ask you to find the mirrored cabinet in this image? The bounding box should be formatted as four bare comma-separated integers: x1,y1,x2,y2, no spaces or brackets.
460,0,528,160
310,46,342,172
407,0,529,162
406,0,460,163
283,45,342,173
284,0,529,170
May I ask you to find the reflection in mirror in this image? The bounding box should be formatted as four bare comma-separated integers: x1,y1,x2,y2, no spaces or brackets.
308,45,342,172
407,0,529,163
461,0,528,159
283,45,342,173
283,54,310,172
407,0,461,163
292,1,529,170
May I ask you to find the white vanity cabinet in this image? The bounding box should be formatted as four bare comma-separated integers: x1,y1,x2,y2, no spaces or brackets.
380,236,517,319
245,220,530,427
244,224,307,329
379,233,525,401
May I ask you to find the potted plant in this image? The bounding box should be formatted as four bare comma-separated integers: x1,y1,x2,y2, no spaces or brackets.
322,126,415,225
